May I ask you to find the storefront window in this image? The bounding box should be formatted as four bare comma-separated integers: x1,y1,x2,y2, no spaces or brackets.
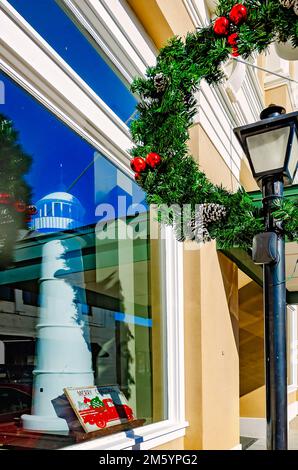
0,71,166,449
8,0,137,123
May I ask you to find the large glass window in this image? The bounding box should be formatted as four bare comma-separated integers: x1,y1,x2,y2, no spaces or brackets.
8,0,137,123
0,71,166,449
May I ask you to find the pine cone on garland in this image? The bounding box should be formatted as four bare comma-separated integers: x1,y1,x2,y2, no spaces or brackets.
279,0,295,8
201,203,227,223
188,204,227,244
154,73,168,93
189,208,211,244
294,0,298,15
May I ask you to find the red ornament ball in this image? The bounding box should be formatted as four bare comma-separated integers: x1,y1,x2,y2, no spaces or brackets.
146,152,162,168
0,193,12,204
231,47,240,57
26,204,38,216
213,17,230,36
130,157,147,173
229,4,248,25
14,200,26,213
227,32,239,47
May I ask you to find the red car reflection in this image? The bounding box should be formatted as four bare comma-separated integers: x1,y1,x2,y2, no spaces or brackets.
79,398,133,429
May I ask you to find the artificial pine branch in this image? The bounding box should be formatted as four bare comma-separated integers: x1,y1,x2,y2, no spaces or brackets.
130,1,298,249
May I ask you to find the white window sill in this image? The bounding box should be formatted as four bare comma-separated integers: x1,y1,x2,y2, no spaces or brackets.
61,420,189,450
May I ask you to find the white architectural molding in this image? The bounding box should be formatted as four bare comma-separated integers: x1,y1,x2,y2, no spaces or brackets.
163,226,186,423
182,0,210,26
230,443,242,450
63,420,188,450
59,0,157,84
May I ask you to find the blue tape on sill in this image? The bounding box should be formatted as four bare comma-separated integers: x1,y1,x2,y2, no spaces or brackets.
114,312,152,327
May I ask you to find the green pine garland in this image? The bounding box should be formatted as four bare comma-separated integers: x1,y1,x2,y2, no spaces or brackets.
130,0,298,249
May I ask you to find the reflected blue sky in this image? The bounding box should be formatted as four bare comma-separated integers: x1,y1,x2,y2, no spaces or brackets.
0,72,146,229
8,0,137,123
1,71,95,224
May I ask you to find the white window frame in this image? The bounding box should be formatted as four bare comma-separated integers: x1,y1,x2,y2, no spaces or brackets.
0,0,187,450
287,305,298,393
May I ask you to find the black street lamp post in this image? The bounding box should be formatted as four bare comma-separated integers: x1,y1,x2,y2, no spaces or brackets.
234,105,298,450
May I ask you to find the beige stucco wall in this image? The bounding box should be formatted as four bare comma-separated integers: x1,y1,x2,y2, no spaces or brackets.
240,386,266,418
127,0,173,48
265,84,293,112
240,158,259,191
154,438,185,451
240,387,297,419
190,125,239,189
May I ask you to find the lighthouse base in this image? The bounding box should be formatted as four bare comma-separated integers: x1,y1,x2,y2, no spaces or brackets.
21,414,69,432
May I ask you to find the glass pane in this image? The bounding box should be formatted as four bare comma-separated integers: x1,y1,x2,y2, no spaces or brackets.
288,131,298,181
246,127,290,175
0,71,166,448
8,0,137,123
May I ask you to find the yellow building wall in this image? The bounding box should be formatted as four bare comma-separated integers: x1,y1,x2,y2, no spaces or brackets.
127,0,173,48
240,386,265,418
265,84,293,112
240,387,297,418
240,158,259,191
154,438,185,451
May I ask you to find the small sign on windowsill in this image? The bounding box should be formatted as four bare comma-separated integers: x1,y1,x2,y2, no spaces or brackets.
64,385,135,433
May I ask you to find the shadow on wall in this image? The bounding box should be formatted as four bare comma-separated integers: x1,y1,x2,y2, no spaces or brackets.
239,281,264,396
218,252,239,354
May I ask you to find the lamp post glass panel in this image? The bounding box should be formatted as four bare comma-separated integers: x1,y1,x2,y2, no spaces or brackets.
234,105,298,451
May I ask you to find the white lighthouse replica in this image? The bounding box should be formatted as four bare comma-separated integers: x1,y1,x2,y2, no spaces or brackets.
22,190,94,432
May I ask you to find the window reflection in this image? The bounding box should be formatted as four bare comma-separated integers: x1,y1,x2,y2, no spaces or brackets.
0,72,165,448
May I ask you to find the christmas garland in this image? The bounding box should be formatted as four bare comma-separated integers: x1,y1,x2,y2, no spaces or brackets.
129,0,298,249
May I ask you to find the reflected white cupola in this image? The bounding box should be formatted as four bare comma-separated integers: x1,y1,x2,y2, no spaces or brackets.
31,191,85,232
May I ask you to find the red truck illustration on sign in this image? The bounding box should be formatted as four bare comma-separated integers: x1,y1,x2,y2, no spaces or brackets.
64,385,134,432
79,397,134,429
